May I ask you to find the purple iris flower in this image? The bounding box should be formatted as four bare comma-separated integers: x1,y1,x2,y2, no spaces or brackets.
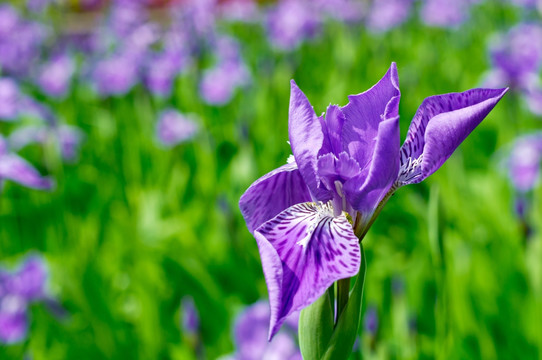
0,77,21,121
0,135,53,191
504,132,542,193
219,0,260,23
108,2,146,39
156,109,198,147
509,0,539,8
239,63,507,339
0,5,19,37
27,0,54,13
0,255,49,344
144,50,188,97
91,53,139,96
178,0,218,38
265,0,321,51
227,300,301,360
313,0,365,22
199,37,250,106
420,0,470,28
366,0,413,33
0,8,48,76
525,86,542,115
199,61,250,106
486,24,542,89
180,296,199,336
37,53,76,99
363,306,378,335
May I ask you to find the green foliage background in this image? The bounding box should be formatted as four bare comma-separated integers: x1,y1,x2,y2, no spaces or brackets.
1,2,541,359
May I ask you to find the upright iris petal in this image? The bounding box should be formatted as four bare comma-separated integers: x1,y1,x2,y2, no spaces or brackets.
288,81,331,202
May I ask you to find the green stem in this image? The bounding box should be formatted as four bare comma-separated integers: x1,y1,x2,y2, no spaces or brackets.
336,278,350,324
355,188,395,239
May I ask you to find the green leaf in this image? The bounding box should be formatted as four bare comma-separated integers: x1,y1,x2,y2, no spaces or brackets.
322,244,367,360
299,287,335,360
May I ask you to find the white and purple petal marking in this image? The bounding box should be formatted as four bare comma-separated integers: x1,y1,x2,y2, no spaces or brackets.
254,202,360,339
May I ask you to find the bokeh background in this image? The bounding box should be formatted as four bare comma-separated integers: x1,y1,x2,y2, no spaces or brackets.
1,0,541,359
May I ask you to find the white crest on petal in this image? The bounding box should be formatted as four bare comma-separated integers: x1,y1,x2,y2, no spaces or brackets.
296,202,334,248
395,154,424,187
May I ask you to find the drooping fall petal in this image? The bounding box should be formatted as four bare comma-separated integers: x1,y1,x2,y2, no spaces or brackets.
254,202,360,339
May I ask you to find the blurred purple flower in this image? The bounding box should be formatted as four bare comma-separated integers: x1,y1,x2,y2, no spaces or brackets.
366,0,413,33
199,36,250,106
265,0,321,51
156,109,198,147
18,97,58,125
509,0,539,8
27,0,54,13
123,23,160,64
0,294,28,344
9,124,84,163
313,0,365,22
199,63,249,105
57,126,85,162
364,306,378,335
219,0,260,23
37,53,76,98
0,5,19,38
504,132,542,193
420,0,470,28
91,53,139,96
487,24,542,89
0,77,21,121
180,296,199,336
391,276,405,296
109,2,146,39
177,0,218,38
0,254,53,344
7,256,48,301
0,12,48,76
144,50,188,97
229,300,301,360
525,85,542,115
0,135,53,191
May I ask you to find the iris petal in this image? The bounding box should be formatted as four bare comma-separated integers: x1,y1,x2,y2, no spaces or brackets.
341,62,400,170
254,202,360,339
344,115,400,217
288,80,332,202
240,161,311,234
319,105,346,157
399,87,508,185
